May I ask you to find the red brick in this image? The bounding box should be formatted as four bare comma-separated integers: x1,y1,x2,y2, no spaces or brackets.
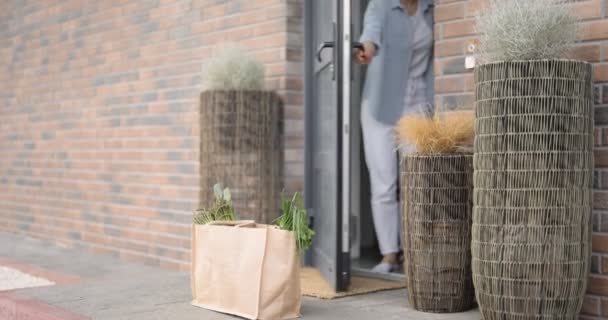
588,276,608,296
466,0,488,16
602,298,608,316
463,73,474,91
570,44,602,63
602,44,608,61
443,19,476,39
435,39,467,57
569,0,603,20
436,77,465,94
594,191,608,210
581,295,601,316
435,3,465,22
593,234,608,253
580,20,608,41
594,64,608,82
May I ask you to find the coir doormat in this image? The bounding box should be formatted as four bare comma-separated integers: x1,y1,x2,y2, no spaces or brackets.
301,267,406,299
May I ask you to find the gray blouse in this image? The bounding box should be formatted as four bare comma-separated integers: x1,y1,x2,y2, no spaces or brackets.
359,0,434,125
408,4,433,79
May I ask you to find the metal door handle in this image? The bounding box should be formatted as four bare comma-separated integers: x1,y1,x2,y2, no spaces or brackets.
316,41,334,62
352,42,364,51
317,41,364,62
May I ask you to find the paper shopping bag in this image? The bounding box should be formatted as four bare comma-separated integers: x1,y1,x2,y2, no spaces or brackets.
191,221,301,319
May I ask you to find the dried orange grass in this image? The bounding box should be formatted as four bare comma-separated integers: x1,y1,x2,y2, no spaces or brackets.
396,111,475,154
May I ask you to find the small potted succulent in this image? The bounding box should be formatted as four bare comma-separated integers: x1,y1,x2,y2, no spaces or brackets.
397,109,476,313
472,1,593,319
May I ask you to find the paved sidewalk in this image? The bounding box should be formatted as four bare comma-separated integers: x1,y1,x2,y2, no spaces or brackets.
0,232,480,320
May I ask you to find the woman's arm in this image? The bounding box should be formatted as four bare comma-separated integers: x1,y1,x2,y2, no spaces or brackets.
359,0,383,54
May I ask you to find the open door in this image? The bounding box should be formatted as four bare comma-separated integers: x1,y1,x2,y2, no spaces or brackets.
304,0,353,291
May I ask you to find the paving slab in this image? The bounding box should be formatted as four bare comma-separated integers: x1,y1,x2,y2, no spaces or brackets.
0,233,480,320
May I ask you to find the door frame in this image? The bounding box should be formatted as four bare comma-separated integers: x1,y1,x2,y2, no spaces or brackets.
303,0,351,291
350,0,367,260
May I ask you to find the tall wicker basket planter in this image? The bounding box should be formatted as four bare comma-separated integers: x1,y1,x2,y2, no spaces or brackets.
473,60,593,320
401,154,475,313
199,90,282,223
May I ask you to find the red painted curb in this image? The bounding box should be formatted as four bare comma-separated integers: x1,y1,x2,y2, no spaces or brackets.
0,292,90,320
0,258,80,285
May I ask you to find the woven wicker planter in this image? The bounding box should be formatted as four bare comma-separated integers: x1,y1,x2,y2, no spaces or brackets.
401,154,475,313
473,60,593,320
199,90,282,223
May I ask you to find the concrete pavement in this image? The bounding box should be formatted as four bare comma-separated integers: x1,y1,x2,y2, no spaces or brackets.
0,232,480,320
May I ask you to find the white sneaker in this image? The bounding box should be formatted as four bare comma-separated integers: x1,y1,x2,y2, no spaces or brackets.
371,262,399,274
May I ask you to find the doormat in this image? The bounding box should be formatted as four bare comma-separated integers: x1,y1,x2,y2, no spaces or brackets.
301,267,406,299
0,266,55,291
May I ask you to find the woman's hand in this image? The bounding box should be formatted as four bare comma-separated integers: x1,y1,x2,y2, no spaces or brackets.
355,41,376,65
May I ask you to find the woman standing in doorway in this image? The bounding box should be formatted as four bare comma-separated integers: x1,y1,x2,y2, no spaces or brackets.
356,0,434,273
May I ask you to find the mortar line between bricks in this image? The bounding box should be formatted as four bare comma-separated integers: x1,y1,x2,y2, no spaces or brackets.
0,174,200,188
3,196,198,220
4,0,194,42
0,160,199,175
0,211,192,242
0,177,200,193
1,226,192,264
66,2,287,45
0,79,302,112
0,201,196,224
0,132,197,140
0,84,304,111
0,220,189,248
1,157,200,166
0,158,199,165
1,173,199,186
0,216,192,254
0,210,193,237
7,46,297,80
0,170,200,186
6,33,298,70
0,70,299,104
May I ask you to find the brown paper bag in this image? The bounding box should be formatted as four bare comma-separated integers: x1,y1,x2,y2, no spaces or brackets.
191,221,301,320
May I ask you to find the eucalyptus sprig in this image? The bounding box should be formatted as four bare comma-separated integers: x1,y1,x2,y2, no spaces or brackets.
193,183,237,225
275,192,314,252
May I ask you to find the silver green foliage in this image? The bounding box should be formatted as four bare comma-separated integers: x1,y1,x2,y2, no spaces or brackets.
202,44,265,91
475,0,578,63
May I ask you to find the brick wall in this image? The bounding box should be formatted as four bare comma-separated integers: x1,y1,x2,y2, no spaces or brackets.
433,0,608,318
0,0,304,271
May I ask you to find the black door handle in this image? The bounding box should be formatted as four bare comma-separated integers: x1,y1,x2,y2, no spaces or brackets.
316,41,334,62
317,41,365,62
352,42,364,51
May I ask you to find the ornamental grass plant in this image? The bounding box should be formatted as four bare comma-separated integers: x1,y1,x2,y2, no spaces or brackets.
475,0,578,63
202,43,265,90
396,110,475,154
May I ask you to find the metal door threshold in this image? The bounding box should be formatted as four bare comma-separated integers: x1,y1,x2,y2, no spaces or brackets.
351,267,406,282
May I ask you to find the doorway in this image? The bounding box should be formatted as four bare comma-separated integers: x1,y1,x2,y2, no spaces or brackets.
304,0,410,291
348,0,405,283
